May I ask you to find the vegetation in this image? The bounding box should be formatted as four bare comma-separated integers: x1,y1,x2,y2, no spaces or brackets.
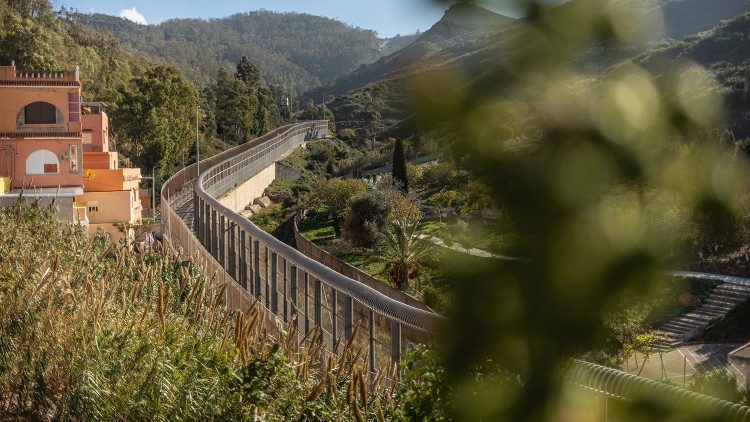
0,201,452,420
214,56,281,145
392,138,408,192
69,10,403,95
115,66,198,179
367,222,435,291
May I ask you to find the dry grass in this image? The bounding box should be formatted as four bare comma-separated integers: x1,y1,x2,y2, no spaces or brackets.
0,201,415,420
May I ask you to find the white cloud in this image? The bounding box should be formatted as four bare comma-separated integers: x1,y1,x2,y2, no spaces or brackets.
117,7,148,25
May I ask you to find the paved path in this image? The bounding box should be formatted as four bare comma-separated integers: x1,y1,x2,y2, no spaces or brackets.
417,233,520,260
625,343,743,385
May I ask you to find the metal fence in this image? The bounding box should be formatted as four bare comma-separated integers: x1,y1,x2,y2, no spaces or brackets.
161,121,750,414
162,121,443,372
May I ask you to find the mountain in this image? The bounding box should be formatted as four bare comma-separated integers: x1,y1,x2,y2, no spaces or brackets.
303,3,515,101
636,12,750,138
656,0,750,39
69,10,399,94
323,0,750,140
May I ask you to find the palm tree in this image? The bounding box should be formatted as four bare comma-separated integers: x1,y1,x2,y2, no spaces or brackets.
368,221,433,291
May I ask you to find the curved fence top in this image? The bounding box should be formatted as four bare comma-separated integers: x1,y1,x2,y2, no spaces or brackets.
570,360,750,420
188,121,444,332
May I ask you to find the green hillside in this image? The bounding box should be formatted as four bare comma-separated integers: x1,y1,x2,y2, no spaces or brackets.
304,3,515,101
325,1,750,141
69,10,401,95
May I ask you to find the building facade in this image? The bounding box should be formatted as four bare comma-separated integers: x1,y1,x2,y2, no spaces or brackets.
0,63,142,242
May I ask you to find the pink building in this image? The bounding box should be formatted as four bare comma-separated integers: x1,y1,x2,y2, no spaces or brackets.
0,63,142,241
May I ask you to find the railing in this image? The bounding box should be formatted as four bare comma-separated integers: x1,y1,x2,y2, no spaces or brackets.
160,120,750,411
162,121,444,372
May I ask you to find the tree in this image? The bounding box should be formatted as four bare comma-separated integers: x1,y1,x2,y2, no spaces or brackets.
215,67,250,144
115,66,198,180
236,55,260,86
427,190,461,221
392,138,408,192
459,180,493,217
306,178,366,236
342,191,392,248
368,222,433,291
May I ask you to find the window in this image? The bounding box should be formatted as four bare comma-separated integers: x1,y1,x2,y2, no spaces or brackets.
69,145,80,173
25,150,59,175
87,201,99,213
82,130,93,144
24,102,57,124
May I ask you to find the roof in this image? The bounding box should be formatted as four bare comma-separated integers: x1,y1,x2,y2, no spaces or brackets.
0,187,84,198
0,132,83,139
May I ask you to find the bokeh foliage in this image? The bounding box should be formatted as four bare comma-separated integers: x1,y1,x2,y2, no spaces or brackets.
415,0,750,420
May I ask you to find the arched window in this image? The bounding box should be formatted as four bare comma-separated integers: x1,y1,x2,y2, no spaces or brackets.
25,150,59,175
24,102,57,124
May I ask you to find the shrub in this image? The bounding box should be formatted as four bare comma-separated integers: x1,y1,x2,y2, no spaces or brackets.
342,190,392,247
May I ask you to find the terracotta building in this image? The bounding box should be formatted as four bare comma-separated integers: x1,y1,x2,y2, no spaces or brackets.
0,63,142,242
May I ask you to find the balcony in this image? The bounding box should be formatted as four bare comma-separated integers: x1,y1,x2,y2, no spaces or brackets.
73,205,89,227
83,168,141,192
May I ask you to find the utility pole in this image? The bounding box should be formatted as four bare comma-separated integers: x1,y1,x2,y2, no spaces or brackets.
152,165,156,219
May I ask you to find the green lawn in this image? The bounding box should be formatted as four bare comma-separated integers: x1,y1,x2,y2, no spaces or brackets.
299,209,456,313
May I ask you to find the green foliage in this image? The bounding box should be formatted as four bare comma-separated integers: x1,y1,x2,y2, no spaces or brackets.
72,10,392,95
367,221,434,291
411,1,750,419
342,190,392,247
214,57,280,145
306,178,367,235
397,345,451,421
420,162,463,194
0,201,427,420
114,65,198,178
392,138,409,192
689,369,743,402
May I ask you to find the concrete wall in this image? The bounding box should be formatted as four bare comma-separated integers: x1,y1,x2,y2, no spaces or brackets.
79,189,141,224
217,163,276,212
0,85,80,133
0,195,75,221
0,139,84,189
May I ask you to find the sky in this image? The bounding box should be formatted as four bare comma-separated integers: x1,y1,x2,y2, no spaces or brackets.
52,0,463,37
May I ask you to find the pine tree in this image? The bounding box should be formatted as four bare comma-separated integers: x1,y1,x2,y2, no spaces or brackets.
236,55,260,86
392,138,408,192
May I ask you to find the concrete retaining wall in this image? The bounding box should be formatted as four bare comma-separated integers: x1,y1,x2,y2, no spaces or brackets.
217,163,276,212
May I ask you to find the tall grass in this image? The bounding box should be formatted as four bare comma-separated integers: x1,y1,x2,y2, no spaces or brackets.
0,201,425,420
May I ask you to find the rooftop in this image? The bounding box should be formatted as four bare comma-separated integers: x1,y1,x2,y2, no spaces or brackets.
0,63,80,86
0,186,84,198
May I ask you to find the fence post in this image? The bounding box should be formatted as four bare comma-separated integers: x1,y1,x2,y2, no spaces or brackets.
193,192,200,237
369,310,376,374
253,240,261,299
391,320,402,366
270,252,278,315
218,214,226,268
332,289,338,352
282,258,288,323
290,265,298,334
344,296,353,341
304,272,310,335
265,246,270,309
209,208,216,258
228,221,236,279
314,277,322,328
238,229,247,290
